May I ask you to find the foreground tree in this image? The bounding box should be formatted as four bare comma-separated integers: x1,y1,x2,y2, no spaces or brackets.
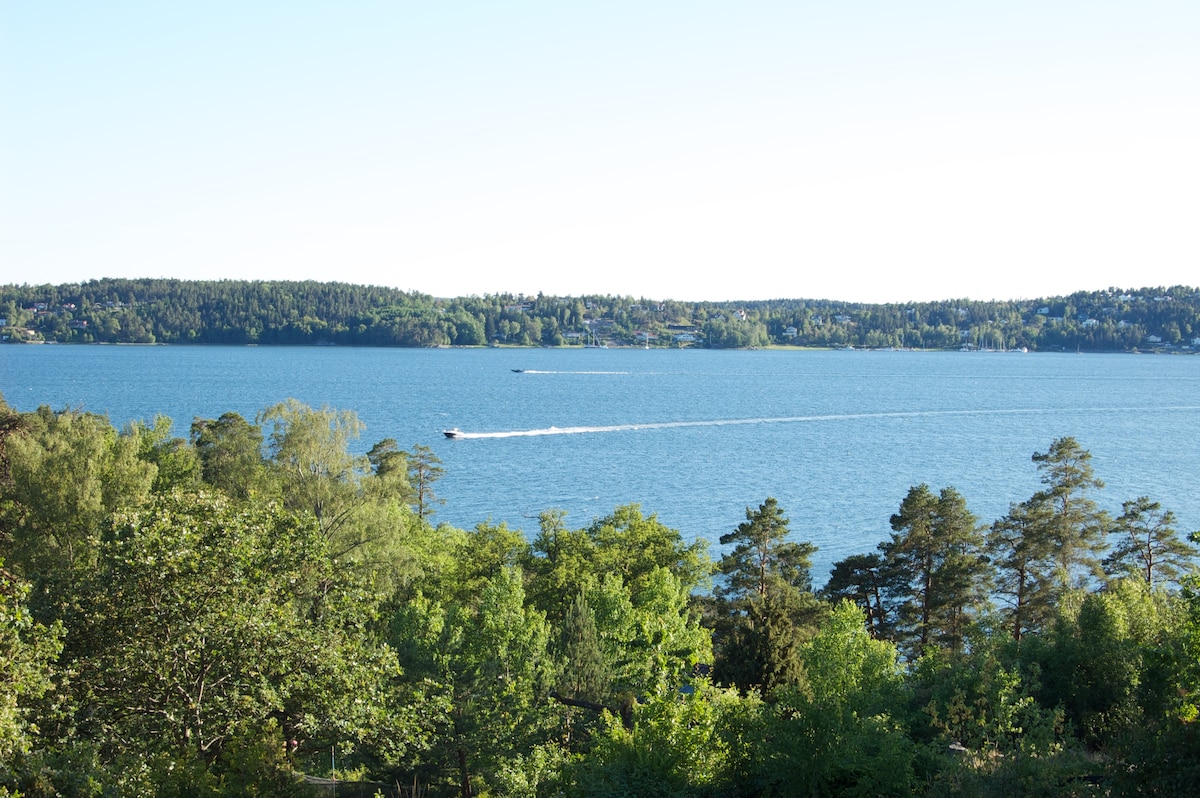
62,491,422,776
760,602,913,797
394,565,554,797
714,498,821,692
988,498,1060,643
1030,436,1110,586
0,563,62,768
1,406,155,593
1103,497,1198,589
882,484,987,656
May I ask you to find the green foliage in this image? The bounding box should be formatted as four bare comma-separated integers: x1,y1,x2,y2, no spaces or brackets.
823,552,896,640
405,443,444,520
987,498,1061,643
129,415,201,493
0,565,63,766
523,507,712,699
1103,496,1198,589
253,400,425,592
802,602,905,716
1030,436,1110,587
881,485,988,657
396,566,554,796
190,411,269,500
584,504,711,599
491,741,575,798
555,592,612,705
259,399,369,537
1,406,156,588
1032,580,1177,750
762,603,913,797
9,279,1196,350
714,499,822,693
61,491,422,776
718,498,817,602
568,686,740,798
6,388,1200,794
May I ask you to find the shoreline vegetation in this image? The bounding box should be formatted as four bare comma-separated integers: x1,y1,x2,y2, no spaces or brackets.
3,386,1200,795
2,278,1198,353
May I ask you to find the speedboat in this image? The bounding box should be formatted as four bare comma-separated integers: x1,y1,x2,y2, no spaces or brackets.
443,428,462,439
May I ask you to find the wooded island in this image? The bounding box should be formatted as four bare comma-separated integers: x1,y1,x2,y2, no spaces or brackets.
2,279,1198,352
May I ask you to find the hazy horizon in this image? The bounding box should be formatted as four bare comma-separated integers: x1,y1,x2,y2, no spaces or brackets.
7,274,1197,308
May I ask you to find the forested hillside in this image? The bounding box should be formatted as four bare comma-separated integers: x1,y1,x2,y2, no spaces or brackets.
3,392,1199,796
2,279,1199,351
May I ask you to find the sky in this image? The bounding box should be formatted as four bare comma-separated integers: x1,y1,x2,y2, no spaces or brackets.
2,1,1197,303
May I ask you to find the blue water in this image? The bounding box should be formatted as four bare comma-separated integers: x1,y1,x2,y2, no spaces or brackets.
3,345,1199,582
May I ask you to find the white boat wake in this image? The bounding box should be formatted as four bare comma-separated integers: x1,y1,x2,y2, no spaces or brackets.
444,405,1200,439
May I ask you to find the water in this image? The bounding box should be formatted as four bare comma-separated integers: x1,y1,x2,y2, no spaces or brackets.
3,344,1199,582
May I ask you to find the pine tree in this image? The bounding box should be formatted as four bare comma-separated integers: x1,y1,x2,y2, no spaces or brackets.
713,498,820,691
881,485,987,657
987,498,1059,642
823,553,897,640
1030,436,1109,586
1103,497,1198,589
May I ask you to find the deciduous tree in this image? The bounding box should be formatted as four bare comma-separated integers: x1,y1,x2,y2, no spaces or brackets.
2,407,155,589
62,491,421,775
0,563,62,765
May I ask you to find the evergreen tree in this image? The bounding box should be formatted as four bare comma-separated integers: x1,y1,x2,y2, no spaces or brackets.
189,411,267,500
714,498,820,692
718,497,817,602
824,552,899,640
882,484,987,657
405,443,445,520
1030,436,1109,586
555,591,611,705
1103,497,1198,589
987,498,1060,643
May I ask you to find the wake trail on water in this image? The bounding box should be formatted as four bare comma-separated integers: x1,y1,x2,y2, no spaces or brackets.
447,405,1200,440
516,370,629,375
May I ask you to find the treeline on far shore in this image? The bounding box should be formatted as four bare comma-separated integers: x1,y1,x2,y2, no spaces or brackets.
3,391,1200,796
2,278,1199,351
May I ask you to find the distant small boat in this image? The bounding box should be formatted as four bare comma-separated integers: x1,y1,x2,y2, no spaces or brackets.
443,428,462,439
512,369,524,373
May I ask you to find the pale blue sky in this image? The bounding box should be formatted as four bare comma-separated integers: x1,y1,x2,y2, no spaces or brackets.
2,1,1197,302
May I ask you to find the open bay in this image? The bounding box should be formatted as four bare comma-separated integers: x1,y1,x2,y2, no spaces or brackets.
3,345,1198,582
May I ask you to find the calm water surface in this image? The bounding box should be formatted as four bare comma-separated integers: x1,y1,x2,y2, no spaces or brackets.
3,345,1199,582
